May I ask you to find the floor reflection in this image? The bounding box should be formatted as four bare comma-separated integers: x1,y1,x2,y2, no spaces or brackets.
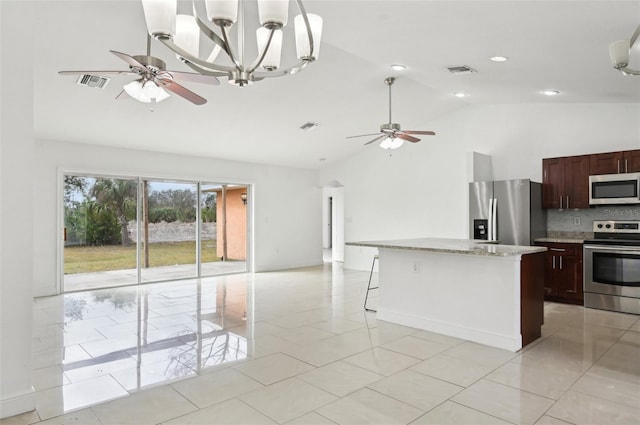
36,275,249,416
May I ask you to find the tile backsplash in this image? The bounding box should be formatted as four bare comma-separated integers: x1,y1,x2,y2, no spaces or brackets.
548,205,640,232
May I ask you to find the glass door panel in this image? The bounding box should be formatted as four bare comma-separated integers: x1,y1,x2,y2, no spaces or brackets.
63,175,138,291
140,180,198,282
201,183,248,276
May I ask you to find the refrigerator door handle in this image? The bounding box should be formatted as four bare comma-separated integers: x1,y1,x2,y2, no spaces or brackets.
492,198,498,241
488,198,494,241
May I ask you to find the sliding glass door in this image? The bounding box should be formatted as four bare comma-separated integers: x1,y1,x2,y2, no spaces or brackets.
140,180,198,282
63,176,139,292
63,174,249,292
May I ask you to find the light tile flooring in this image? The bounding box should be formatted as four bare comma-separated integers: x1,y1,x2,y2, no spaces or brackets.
2,264,640,424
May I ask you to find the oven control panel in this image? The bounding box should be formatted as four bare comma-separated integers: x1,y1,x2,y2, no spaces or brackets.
592,220,640,234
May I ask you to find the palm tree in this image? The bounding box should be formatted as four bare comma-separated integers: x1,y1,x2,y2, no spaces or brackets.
90,178,137,246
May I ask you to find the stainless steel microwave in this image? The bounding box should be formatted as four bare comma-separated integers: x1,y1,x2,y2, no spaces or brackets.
589,172,640,205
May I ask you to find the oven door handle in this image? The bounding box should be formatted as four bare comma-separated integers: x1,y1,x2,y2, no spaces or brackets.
584,245,640,253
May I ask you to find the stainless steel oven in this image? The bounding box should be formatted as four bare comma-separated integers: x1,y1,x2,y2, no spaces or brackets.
583,220,640,315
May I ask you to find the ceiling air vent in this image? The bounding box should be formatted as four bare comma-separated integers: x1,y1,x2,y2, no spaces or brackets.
76,74,110,89
446,65,477,75
300,122,319,131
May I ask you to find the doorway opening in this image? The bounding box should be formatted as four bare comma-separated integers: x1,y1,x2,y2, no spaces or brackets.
322,184,344,263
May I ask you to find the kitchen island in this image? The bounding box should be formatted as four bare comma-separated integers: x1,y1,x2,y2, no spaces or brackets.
347,238,546,351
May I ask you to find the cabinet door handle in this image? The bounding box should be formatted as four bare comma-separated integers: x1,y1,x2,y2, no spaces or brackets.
618,159,621,174
559,196,563,209
566,196,570,209
549,248,566,252
559,256,563,269
552,256,556,269
626,159,629,173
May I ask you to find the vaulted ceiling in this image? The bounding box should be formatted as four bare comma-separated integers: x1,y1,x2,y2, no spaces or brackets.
33,1,640,169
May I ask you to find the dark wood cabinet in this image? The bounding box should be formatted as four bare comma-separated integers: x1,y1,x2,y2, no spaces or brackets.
542,155,590,209
590,150,640,175
536,242,583,305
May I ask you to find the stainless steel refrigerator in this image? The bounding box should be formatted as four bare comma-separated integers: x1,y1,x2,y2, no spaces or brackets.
469,179,547,246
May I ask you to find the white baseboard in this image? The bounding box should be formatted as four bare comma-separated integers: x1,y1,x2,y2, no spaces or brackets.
377,308,522,352
254,259,323,273
0,388,36,419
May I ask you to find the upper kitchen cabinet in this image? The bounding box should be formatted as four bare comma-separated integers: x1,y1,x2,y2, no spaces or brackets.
542,155,590,209
590,149,640,175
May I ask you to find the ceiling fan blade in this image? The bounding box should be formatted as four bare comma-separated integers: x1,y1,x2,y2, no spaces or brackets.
164,71,220,86
157,79,207,105
59,70,134,76
110,50,147,71
364,134,387,146
346,133,381,139
397,133,421,143
404,130,436,136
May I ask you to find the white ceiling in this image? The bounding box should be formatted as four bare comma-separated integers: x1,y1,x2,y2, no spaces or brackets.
33,1,640,169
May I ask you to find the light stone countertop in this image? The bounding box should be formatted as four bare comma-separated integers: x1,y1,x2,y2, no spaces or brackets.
346,238,547,257
535,238,585,244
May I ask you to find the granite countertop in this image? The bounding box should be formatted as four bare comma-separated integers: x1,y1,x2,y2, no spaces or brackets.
346,238,547,257
534,231,593,244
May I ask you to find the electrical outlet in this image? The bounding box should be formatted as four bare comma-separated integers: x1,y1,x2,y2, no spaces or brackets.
574,216,581,226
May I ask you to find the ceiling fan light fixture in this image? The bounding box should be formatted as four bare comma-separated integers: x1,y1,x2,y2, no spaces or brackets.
124,80,170,103
379,137,394,150
141,0,177,38
124,80,150,103
389,137,404,149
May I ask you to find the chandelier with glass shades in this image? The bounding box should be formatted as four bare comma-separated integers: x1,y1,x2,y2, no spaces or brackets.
140,0,323,87
609,25,640,76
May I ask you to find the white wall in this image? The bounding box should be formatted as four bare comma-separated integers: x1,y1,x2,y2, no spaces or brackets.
320,102,640,271
1,1,36,417
33,140,323,297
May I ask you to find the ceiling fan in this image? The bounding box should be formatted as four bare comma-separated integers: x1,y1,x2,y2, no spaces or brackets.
59,36,219,105
347,77,435,149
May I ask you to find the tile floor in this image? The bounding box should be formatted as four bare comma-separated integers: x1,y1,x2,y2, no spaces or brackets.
2,263,640,424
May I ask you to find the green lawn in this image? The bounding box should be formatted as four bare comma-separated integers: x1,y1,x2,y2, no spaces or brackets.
64,241,220,274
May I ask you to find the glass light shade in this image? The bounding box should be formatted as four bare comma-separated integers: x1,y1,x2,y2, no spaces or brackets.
256,28,283,70
295,14,322,60
257,0,289,27
206,0,238,24
175,15,200,58
141,0,176,37
389,138,405,149
124,81,151,103
379,137,393,150
609,40,630,68
151,85,170,102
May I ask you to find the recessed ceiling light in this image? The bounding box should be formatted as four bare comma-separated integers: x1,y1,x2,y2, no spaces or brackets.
490,56,509,62
390,64,406,71
542,90,560,96
453,92,467,98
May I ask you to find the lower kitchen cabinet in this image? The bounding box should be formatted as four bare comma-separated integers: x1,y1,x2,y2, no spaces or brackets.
535,242,583,304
